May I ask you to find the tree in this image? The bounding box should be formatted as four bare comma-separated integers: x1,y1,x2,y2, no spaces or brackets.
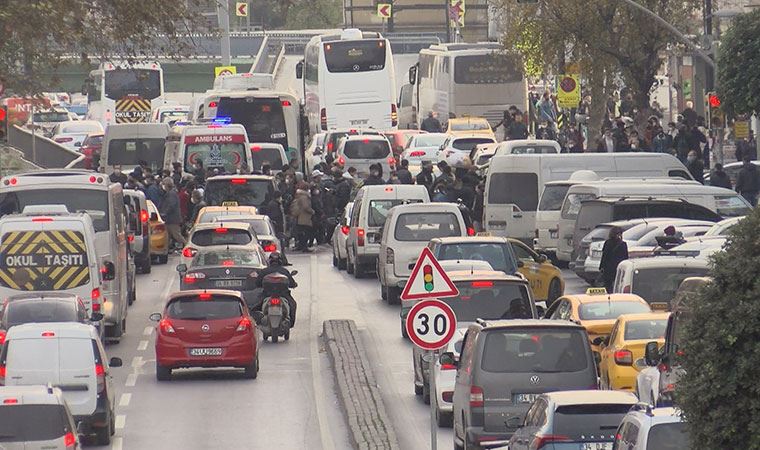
284,0,342,30
678,209,760,449
0,0,208,95
717,9,760,117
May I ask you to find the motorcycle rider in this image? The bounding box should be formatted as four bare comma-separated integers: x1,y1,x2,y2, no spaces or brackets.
255,252,297,326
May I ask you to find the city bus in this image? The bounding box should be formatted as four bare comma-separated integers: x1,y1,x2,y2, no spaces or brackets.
408,42,528,127
298,28,398,135
84,62,166,127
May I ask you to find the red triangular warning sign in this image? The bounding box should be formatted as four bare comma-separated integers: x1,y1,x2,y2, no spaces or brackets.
400,247,460,301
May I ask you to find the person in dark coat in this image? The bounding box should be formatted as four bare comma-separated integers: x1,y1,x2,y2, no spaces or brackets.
395,159,414,184
362,163,385,185
735,157,760,206
599,226,628,293
709,163,732,189
420,111,443,133
686,150,704,184
158,178,185,250
109,165,128,186
416,161,434,193
506,112,529,140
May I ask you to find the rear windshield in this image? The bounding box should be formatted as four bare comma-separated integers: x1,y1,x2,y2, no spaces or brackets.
451,121,490,131
451,138,493,152
481,328,589,373
191,229,252,246
508,145,556,154
538,184,571,212
185,142,247,174
585,226,613,242
438,243,518,273
646,422,689,450
214,216,272,235
192,250,263,267
204,179,274,207
715,195,751,217
561,193,596,219
368,200,408,227
324,40,386,73
83,135,104,146
632,267,711,304
440,280,532,322
250,147,286,171
411,134,447,148
0,404,70,442
4,301,78,327
0,189,110,232
488,173,538,211
166,296,243,320
624,319,668,341
343,140,390,159
394,212,461,242
578,301,650,320
553,404,632,439
107,138,166,169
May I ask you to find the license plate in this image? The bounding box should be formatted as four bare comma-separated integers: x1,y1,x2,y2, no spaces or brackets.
591,250,602,258
550,230,559,239
222,201,238,206
189,347,223,356
215,279,242,288
514,393,539,404
582,443,613,450
650,302,669,311
268,305,282,315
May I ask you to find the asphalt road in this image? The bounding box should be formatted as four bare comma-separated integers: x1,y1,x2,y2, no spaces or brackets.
97,247,588,450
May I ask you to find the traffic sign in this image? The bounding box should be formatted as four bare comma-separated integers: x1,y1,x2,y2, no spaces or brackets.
400,247,459,301
557,74,581,109
377,3,392,18
214,65,237,78
405,299,457,351
236,2,248,17
735,121,750,140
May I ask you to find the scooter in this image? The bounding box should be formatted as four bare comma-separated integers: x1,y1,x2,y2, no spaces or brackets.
253,270,298,343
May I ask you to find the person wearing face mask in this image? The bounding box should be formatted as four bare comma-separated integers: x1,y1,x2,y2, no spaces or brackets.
686,150,704,184
158,177,185,251
109,165,128,186
599,226,628,293
363,163,385,186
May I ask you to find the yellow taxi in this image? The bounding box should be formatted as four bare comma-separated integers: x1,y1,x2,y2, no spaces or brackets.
543,288,652,356
599,312,670,391
193,205,259,225
146,200,168,264
507,238,564,304
445,117,495,139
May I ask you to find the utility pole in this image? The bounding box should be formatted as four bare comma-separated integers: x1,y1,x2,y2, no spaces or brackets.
444,0,451,43
217,0,232,66
704,0,714,90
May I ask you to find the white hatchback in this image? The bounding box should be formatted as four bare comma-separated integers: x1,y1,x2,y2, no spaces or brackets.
438,135,496,168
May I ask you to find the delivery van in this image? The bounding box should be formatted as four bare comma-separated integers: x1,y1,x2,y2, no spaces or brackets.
101,123,170,176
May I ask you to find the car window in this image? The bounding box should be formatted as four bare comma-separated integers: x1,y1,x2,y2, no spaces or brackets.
480,328,589,373
560,193,596,219
394,212,461,242
166,296,243,320
411,134,447,148
250,147,286,171
438,243,518,273
553,404,632,440
439,280,533,322
509,145,557,154
624,319,668,340
488,173,538,210
578,301,651,320
5,301,79,327
192,250,263,267
714,195,751,217
538,184,571,211
451,138,493,152
204,179,274,208
646,422,688,449
612,203,649,221
512,242,535,262
368,200,405,227
191,228,252,246
457,330,478,383
0,404,71,441
631,267,711,304
212,216,271,235
343,140,390,159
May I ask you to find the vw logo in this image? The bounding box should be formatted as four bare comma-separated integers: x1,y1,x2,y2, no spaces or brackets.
530,375,540,385
201,324,210,332
353,64,360,71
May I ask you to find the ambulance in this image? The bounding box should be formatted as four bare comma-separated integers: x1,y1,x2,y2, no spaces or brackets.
179,123,252,176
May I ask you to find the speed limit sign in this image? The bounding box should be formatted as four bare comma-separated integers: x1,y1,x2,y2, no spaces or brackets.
405,299,457,351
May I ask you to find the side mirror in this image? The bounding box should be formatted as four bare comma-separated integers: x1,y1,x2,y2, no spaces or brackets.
591,336,606,347
90,312,104,322
109,357,123,368
252,311,264,325
176,264,187,274
408,65,417,85
536,254,548,264
506,416,523,429
439,352,458,368
295,60,304,79
290,270,298,276
644,341,660,366
150,212,158,221
517,260,525,268
101,261,115,281
536,305,546,318
149,312,162,322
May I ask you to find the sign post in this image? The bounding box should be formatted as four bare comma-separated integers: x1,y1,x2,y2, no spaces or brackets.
402,247,459,450
557,74,581,109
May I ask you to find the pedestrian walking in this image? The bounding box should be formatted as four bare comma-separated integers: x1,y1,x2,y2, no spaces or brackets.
363,163,385,185
735,156,760,206
709,163,732,189
599,226,628,293
395,159,414,184
290,182,314,251
158,178,185,251
420,111,443,133
506,112,529,140
686,150,704,184
416,161,434,193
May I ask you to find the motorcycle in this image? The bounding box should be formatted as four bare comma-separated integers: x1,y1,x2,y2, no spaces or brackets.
252,270,298,343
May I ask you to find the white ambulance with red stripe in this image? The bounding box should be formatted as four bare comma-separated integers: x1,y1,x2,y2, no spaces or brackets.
180,124,253,176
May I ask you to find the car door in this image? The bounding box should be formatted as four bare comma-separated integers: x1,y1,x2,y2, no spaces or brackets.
599,321,620,384
512,241,550,300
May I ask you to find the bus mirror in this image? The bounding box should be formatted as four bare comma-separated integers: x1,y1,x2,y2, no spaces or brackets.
408,65,417,85
296,60,304,79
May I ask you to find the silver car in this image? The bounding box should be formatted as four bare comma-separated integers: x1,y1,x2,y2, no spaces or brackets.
0,385,81,449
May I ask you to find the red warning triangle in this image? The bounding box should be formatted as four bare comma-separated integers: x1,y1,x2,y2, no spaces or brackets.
400,247,460,301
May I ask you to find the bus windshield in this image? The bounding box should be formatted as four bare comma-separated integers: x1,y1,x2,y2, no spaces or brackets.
0,189,110,232
216,97,288,152
108,138,166,169
454,54,523,84
324,40,386,73
104,69,161,100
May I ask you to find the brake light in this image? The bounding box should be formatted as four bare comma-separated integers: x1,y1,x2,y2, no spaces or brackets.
199,293,213,300
127,234,134,243
270,297,281,306
338,156,345,165
357,227,365,246
341,226,350,236
467,227,476,236
0,365,5,385
391,103,398,127
230,178,247,185
236,317,252,333
182,247,197,258
140,209,149,223
622,285,631,293
95,363,105,392
251,145,262,152
327,141,334,152
441,391,454,403
55,137,73,143
469,385,484,407
471,281,494,288
31,217,53,222
215,227,228,233
41,331,55,337
384,186,394,192
263,243,277,252
614,349,633,365
91,287,101,303
409,151,425,157
320,108,327,130
0,330,6,345
532,434,572,448
183,272,206,284
441,363,456,371
159,318,175,334
209,101,218,108
281,100,292,106
222,260,235,266
3,398,17,404
64,431,77,448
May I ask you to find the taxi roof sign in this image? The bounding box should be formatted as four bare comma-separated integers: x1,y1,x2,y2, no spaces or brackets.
400,247,459,301
586,287,608,296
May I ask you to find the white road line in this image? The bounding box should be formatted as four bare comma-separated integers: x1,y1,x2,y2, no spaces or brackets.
142,326,153,336
310,254,336,450
111,436,123,450
131,356,143,368
118,393,131,407
137,340,148,351
115,415,126,430
125,373,137,387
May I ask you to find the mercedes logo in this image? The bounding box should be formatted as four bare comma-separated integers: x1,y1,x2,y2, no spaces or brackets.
530,375,540,385
201,324,210,332
353,64,360,71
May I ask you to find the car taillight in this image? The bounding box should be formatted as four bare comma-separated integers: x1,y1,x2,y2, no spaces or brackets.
391,103,398,127
409,151,425,157
127,234,134,243
467,227,476,236
0,365,5,385
386,247,394,264
614,349,633,365
0,330,6,345
154,224,166,233
320,108,327,130
441,363,456,371
341,226,350,236
182,247,197,258
208,101,218,108
531,434,572,448
215,227,228,233
140,209,149,223
387,156,396,166
622,285,631,293
471,281,494,288
64,431,77,448
55,137,73,143
262,243,277,252
159,318,175,334
441,391,454,403
357,228,365,246
327,141,334,152
236,317,252,333
95,364,105,393
270,297,281,306
338,156,345,165
183,272,206,284
469,385,484,407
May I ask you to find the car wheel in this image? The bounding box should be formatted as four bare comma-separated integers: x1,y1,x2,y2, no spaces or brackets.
338,255,347,270
243,357,258,379
284,330,290,341
156,364,172,381
157,254,168,264
437,408,453,428
332,252,339,267
346,252,355,274
401,321,409,339
422,381,431,405
548,278,563,304
141,258,152,274
387,286,400,305
353,261,363,279
415,384,423,396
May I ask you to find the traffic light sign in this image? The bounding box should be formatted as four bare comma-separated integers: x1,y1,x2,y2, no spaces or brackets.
708,93,721,108
706,92,724,128
423,264,433,292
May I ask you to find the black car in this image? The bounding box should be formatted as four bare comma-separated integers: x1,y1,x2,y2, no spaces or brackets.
0,293,99,345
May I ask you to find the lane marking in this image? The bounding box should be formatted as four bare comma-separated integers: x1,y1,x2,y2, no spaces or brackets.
131,356,143,368
111,436,123,450
142,326,153,336
115,415,126,430
310,254,336,450
137,340,148,351
118,393,131,407
125,373,137,387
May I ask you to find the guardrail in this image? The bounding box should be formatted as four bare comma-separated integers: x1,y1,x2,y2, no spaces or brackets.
7,125,86,169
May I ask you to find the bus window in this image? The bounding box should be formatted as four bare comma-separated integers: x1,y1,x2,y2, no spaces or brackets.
104,69,161,100
324,40,386,73
216,98,288,152
454,54,523,84
0,189,110,232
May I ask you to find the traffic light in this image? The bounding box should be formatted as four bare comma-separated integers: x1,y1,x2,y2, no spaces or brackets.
708,93,721,108
0,106,7,143
423,264,433,292
706,92,724,128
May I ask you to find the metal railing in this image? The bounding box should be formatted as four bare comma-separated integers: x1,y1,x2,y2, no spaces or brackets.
7,125,85,169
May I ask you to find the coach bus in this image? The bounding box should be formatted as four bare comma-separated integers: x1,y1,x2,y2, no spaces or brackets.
85,62,166,127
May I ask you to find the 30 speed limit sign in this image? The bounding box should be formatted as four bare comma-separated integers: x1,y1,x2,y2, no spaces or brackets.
405,299,457,351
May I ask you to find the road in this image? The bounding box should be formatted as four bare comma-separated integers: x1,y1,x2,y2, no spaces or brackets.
98,247,588,450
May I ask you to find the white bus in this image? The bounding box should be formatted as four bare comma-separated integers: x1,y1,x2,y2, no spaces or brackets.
298,28,398,135
85,62,166,127
408,42,528,127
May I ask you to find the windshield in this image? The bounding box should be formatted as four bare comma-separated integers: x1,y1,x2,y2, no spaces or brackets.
481,328,589,373
369,200,404,227
509,145,557,154
0,189,109,232
166,296,243,320
538,184,571,212
324,40,387,73
452,138,493,152
632,267,711,304
438,243,518,273
185,142,246,174
0,404,71,442
410,134,447,148
104,69,161,100
212,216,272,235
250,147,286,171
578,301,650,320
159,110,188,123
553,404,632,440
32,112,68,123
192,250,263,267
343,140,390,159
216,97,288,151
561,193,596,219
646,422,689,450
454,53,523,84
204,179,274,208
624,318,668,340
191,229,252,246
714,195,752,217
107,138,166,168
394,212,461,241
439,280,532,322
4,301,79,327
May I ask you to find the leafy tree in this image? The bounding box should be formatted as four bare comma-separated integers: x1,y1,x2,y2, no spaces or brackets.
717,9,760,117
678,209,760,449
0,0,208,95
284,0,342,30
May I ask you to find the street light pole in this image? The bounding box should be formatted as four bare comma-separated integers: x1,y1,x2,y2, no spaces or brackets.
217,0,232,66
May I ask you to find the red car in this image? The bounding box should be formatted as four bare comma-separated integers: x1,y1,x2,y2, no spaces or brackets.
80,132,104,170
150,290,259,381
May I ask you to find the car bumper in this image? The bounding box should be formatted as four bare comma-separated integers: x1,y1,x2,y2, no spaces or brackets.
156,339,255,369
609,367,639,391
74,394,109,432
465,427,512,449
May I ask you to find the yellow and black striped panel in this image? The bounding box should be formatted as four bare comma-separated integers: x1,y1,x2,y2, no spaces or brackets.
0,231,90,291
115,97,152,124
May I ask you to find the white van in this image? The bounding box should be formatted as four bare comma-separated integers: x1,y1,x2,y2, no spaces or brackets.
1,322,123,444
377,203,468,304
336,134,395,180
556,181,751,262
494,139,560,155
484,153,692,243
249,143,288,172
346,185,430,278
180,124,251,176
151,105,189,124
101,123,170,176
0,170,129,340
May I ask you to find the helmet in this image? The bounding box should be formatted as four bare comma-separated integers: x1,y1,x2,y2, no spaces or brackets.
268,252,283,266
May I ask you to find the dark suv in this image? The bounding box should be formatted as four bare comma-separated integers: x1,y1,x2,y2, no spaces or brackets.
451,319,598,450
